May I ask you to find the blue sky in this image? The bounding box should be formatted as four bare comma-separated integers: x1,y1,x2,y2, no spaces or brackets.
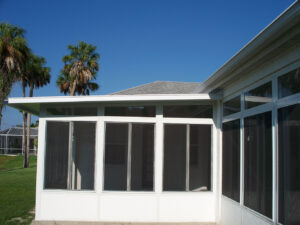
0,0,295,129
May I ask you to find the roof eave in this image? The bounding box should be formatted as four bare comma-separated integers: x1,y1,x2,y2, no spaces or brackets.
8,94,214,116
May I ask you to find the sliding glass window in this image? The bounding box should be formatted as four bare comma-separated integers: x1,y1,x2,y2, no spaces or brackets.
222,119,240,202
163,124,211,191
44,121,96,190
244,112,272,218
104,123,154,191
278,104,300,225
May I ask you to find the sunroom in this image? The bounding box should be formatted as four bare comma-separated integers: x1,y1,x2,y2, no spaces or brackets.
9,89,220,224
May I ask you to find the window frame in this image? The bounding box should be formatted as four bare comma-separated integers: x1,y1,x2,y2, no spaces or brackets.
221,61,300,224
43,118,98,192
103,121,156,192
162,121,213,192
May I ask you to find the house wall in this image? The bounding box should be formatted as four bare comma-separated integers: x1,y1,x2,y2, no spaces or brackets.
219,39,300,225
35,103,219,223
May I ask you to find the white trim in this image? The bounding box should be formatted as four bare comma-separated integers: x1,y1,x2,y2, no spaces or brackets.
155,105,163,194
8,94,211,104
103,116,156,123
162,118,213,124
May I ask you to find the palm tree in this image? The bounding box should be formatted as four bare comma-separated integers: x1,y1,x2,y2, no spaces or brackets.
56,41,100,96
0,23,30,128
23,53,50,167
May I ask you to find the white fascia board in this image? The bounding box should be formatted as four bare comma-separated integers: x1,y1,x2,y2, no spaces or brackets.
8,94,211,104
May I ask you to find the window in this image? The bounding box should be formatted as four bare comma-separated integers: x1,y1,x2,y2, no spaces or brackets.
244,112,272,218
245,82,272,109
222,119,240,202
44,121,96,190
105,106,155,117
46,106,97,116
163,124,211,191
223,96,241,116
278,104,300,225
104,123,155,191
163,105,212,118
278,67,300,98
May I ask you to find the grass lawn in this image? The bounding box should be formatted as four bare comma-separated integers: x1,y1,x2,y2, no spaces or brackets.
0,155,37,225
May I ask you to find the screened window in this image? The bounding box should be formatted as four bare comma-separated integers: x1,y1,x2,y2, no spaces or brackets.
163,105,212,118
278,67,300,98
44,121,96,190
46,106,97,116
105,106,155,117
278,104,300,225
222,119,240,202
245,82,272,109
163,124,211,191
223,96,241,116
104,123,154,191
244,112,272,218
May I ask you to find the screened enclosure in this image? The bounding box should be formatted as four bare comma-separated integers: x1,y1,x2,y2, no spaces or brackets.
0,126,38,154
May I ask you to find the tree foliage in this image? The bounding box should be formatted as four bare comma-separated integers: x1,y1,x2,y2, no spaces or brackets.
0,23,30,128
57,41,100,96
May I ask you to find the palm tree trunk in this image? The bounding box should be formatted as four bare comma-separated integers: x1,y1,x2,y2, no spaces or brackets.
26,86,34,165
22,84,28,168
70,80,77,96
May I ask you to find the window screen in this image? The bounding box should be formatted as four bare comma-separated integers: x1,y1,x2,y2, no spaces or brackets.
46,106,97,116
189,125,211,191
163,105,212,118
44,121,96,190
278,104,300,225
222,119,240,202
163,124,186,191
223,96,241,116
44,122,69,189
245,82,272,109
278,68,300,98
73,122,96,190
104,123,154,191
104,123,128,191
163,124,211,191
244,112,272,218
131,124,154,191
105,106,155,117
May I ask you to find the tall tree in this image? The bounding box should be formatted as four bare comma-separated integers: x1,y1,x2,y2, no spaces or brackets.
0,23,30,128
57,41,100,96
23,54,50,167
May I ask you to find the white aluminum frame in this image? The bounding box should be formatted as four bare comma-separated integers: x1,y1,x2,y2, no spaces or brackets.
34,102,218,222
221,61,300,225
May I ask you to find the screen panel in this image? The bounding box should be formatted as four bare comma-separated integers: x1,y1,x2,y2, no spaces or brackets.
163,105,212,118
189,124,211,191
104,123,128,190
73,122,96,190
222,119,240,202
44,121,69,189
278,104,300,225
163,124,186,191
244,112,272,218
131,123,154,191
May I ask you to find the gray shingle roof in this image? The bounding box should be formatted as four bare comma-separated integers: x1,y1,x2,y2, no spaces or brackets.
111,81,203,95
